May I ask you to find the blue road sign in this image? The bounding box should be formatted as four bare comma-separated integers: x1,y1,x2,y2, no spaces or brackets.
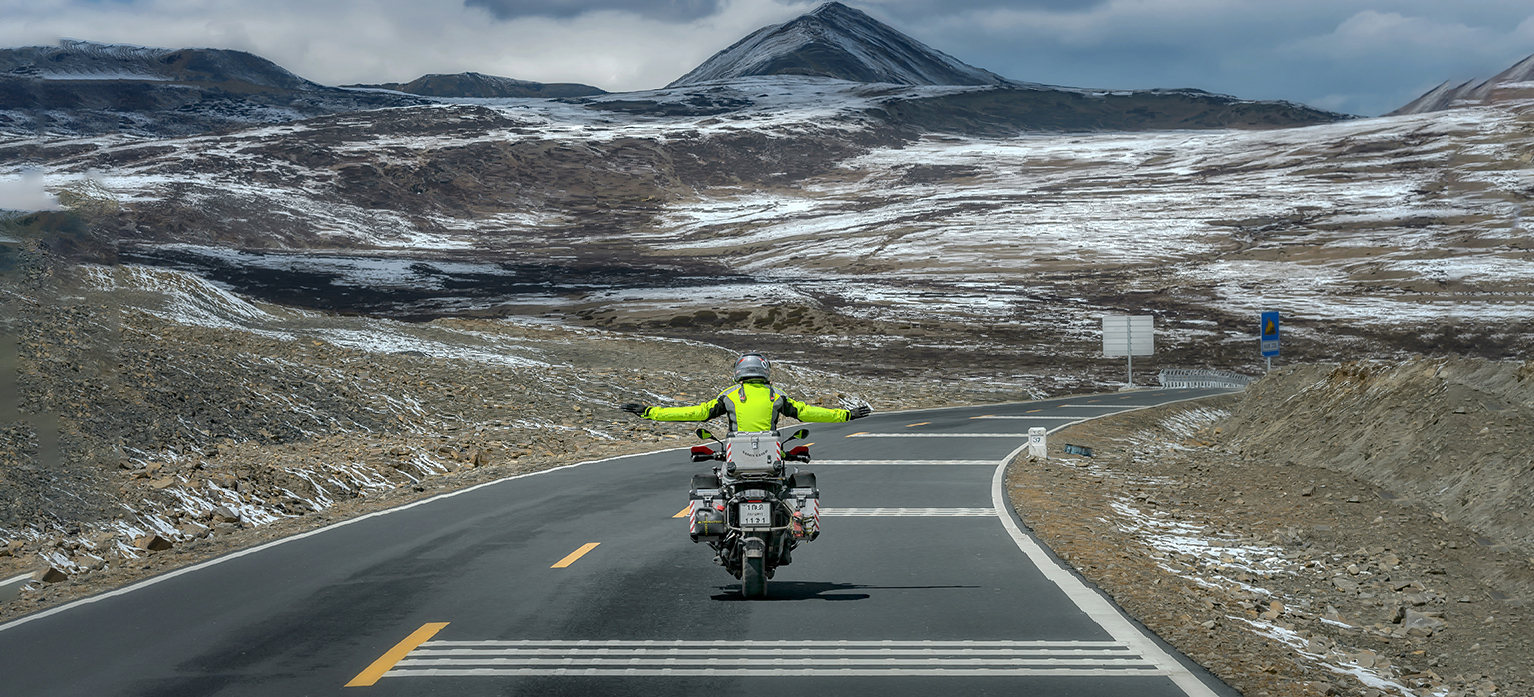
1260,311,1280,357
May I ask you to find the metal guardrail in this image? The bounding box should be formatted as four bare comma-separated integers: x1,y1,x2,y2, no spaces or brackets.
1158,368,1256,389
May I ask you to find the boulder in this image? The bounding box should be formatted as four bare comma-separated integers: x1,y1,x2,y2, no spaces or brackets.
210,506,241,523
1401,608,1445,635
34,567,69,583
178,522,210,538
133,534,173,552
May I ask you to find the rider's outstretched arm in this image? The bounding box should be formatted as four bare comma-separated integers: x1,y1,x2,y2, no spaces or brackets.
619,398,727,422
780,396,870,423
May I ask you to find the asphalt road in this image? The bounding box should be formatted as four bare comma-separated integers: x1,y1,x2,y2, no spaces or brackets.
0,387,1242,696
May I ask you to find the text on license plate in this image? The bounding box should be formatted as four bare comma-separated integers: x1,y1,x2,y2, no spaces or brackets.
739,502,771,526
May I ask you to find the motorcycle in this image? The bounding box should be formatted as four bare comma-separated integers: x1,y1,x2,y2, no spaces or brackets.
685,427,820,598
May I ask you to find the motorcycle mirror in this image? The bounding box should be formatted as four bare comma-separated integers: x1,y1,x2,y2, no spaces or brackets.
789,428,809,441
696,428,715,441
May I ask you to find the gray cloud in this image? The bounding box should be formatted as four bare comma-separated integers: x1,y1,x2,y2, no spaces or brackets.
0,1,1530,115
464,0,727,21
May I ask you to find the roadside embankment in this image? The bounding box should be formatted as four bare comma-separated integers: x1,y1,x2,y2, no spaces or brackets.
1227,359,1534,559
1008,360,1534,697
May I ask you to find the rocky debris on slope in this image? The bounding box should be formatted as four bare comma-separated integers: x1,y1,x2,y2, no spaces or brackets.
1010,393,1533,697
1391,54,1534,115
1223,359,1534,560
345,72,605,98
0,247,1029,621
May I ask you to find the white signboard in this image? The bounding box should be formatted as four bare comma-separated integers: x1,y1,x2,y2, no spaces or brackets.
1102,315,1154,357
1028,427,1047,459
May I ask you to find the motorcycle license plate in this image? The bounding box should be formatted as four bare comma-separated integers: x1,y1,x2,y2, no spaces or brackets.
739,502,771,526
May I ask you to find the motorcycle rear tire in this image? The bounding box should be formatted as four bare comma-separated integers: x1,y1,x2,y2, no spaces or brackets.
742,534,768,598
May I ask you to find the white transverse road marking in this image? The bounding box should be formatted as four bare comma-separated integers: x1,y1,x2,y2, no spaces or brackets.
383,640,1168,678
815,459,999,465
845,433,1034,438
820,507,999,516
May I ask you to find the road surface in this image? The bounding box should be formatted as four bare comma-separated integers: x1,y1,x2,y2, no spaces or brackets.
0,387,1241,696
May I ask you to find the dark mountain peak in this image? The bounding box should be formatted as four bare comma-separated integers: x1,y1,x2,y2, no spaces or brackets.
0,39,423,136
0,39,318,92
345,72,606,99
1390,53,1534,115
667,1,1014,88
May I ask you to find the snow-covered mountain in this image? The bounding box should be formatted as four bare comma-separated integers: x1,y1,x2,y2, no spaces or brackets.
346,72,605,99
669,2,1015,88
1391,54,1534,115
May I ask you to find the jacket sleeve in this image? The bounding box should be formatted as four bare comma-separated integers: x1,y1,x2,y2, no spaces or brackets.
643,398,727,422
779,396,850,423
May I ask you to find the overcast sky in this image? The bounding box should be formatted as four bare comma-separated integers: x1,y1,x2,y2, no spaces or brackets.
3,0,1533,116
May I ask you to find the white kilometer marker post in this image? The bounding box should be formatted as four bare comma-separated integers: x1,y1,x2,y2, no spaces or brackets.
1028,427,1047,459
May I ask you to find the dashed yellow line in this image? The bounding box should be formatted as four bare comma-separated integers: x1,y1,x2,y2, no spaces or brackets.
672,505,692,518
1026,409,1042,413
906,421,930,427
968,415,991,420
846,432,868,438
552,543,601,568
346,622,449,687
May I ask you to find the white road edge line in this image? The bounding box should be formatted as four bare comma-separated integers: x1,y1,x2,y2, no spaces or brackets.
0,447,689,635
992,395,1230,697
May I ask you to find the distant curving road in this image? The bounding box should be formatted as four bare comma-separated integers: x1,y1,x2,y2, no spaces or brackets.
0,388,1241,696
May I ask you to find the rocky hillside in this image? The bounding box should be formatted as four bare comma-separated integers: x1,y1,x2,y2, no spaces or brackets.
0,241,1030,613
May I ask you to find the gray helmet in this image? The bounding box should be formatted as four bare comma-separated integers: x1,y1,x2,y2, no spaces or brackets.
733,353,770,382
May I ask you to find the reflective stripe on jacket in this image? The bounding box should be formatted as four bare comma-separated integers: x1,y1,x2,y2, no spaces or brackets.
641,381,850,432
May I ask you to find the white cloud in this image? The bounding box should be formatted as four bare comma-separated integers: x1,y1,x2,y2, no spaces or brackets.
1284,10,1492,59
0,171,60,213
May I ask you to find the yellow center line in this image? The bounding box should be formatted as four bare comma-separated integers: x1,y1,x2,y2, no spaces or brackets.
1026,409,1041,413
552,542,601,568
968,415,991,420
672,505,692,518
346,622,449,687
906,421,930,427
846,432,868,437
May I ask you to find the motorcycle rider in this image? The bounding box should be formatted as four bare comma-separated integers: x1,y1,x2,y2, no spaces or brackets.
618,352,871,430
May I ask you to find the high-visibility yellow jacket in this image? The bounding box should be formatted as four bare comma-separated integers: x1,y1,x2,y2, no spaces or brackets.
641,380,851,433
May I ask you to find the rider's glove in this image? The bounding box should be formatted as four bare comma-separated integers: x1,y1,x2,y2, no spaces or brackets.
848,405,871,420
619,403,648,416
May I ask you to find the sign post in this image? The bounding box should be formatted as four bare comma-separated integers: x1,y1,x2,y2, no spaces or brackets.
1259,311,1280,372
1102,315,1154,389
